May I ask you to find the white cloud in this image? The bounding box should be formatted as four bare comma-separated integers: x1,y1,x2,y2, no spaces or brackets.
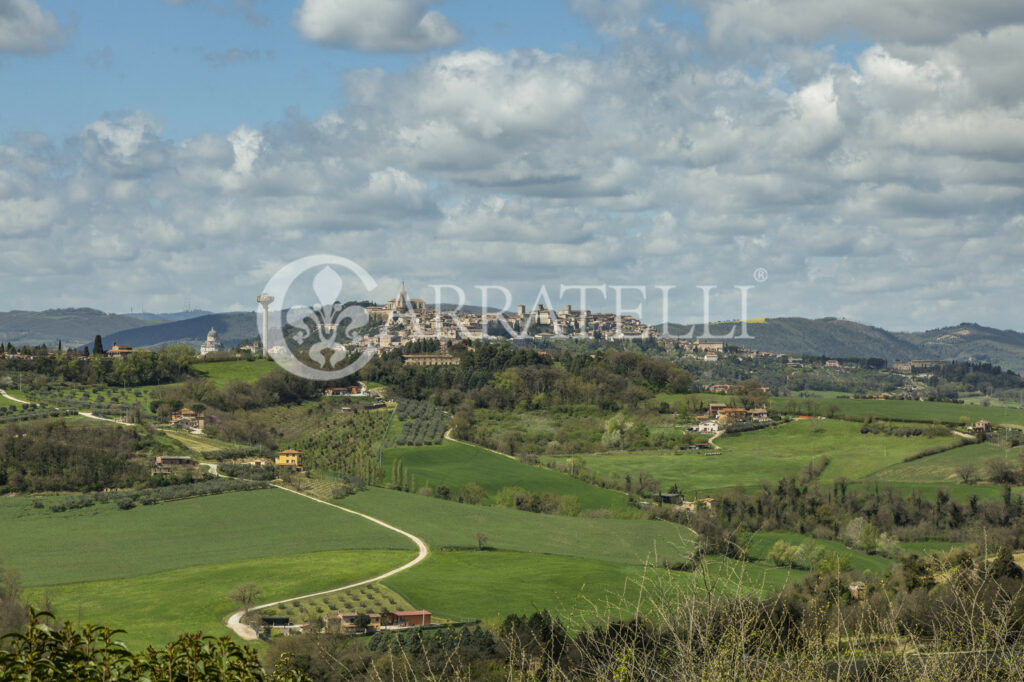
698,0,1024,47
0,196,60,236
0,0,66,54
295,0,458,52
4,13,1024,329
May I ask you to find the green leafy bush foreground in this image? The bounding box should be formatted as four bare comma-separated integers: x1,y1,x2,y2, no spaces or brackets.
0,610,307,681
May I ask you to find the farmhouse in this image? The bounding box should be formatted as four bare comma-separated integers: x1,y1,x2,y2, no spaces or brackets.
748,408,770,422
106,344,134,358
825,359,841,368
694,420,719,434
674,498,714,513
717,407,748,424
971,420,992,434
658,492,682,505
707,403,728,418
276,449,303,469
391,611,432,627
155,455,194,467
324,386,363,396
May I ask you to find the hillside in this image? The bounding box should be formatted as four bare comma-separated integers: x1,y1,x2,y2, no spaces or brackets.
124,310,213,322
895,323,1024,373
666,317,1024,373
670,317,923,361
110,312,257,350
0,308,160,348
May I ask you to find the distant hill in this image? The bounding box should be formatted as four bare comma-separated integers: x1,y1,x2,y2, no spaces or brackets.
110,313,258,350
124,310,213,322
896,323,1024,373
668,317,1024,373
0,308,160,348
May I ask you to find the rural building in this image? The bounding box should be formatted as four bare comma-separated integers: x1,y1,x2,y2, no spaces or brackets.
717,407,748,424
707,403,728,418
391,611,432,627
324,386,363,396
702,353,719,362
825,359,841,368
658,492,682,505
695,421,719,434
106,344,134,358
849,581,867,600
276,449,303,469
696,341,726,353
674,498,714,513
748,408,770,422
707,384,733,393
971,420,992,434
155,455,193,467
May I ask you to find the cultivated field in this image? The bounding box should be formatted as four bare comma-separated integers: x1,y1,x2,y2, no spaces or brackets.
30,550,413,650
1,488,418,647
555,419,958,495
344,487,693,565
193,359,280,385
382,439,630,511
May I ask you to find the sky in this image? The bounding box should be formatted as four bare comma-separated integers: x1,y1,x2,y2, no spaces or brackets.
1,0,1022,331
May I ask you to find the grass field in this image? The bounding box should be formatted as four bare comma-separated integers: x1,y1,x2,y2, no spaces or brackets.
27,550,414,650
383,550,801,626
743,531,894,574
0,489,414,586
160,429,237,452
382,439,630,511
557,419,958,496
866,443,1019,483
193,359,280,385
344,488,694,565
770,395,1024,427
846,480,1024,503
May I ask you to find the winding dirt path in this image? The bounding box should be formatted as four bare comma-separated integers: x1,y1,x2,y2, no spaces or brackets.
224,483,429,641
0,389,28,404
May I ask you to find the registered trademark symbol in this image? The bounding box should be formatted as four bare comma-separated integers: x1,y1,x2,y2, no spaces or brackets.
753,268,768,283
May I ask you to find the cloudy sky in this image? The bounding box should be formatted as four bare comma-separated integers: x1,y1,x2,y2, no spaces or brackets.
1,0,1022,331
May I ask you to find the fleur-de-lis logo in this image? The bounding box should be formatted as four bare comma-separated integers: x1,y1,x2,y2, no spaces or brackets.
259,255,377,380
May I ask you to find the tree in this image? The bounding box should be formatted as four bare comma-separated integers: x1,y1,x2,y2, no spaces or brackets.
93,335,104,355
228,583,263,614
476,532,489,550
990,545,1024,580
460,482,485,505
956,461,979,485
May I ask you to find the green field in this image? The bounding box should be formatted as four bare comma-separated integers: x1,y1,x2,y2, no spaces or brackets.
28,550,413,650
384,550,800,626
867,443,1018,483
0,488,421,648
770,395,1024,427
345,487,693,565
846,481,1024,503
349,487,799,627
193,359,280,385
743,531,894,574
558,419,958,496
382,439,630,511
0,489,414,586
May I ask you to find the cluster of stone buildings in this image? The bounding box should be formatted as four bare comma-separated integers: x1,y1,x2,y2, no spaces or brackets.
355,283,659,352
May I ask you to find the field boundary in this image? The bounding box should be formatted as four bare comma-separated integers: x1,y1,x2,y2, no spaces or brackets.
224,482,430,640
